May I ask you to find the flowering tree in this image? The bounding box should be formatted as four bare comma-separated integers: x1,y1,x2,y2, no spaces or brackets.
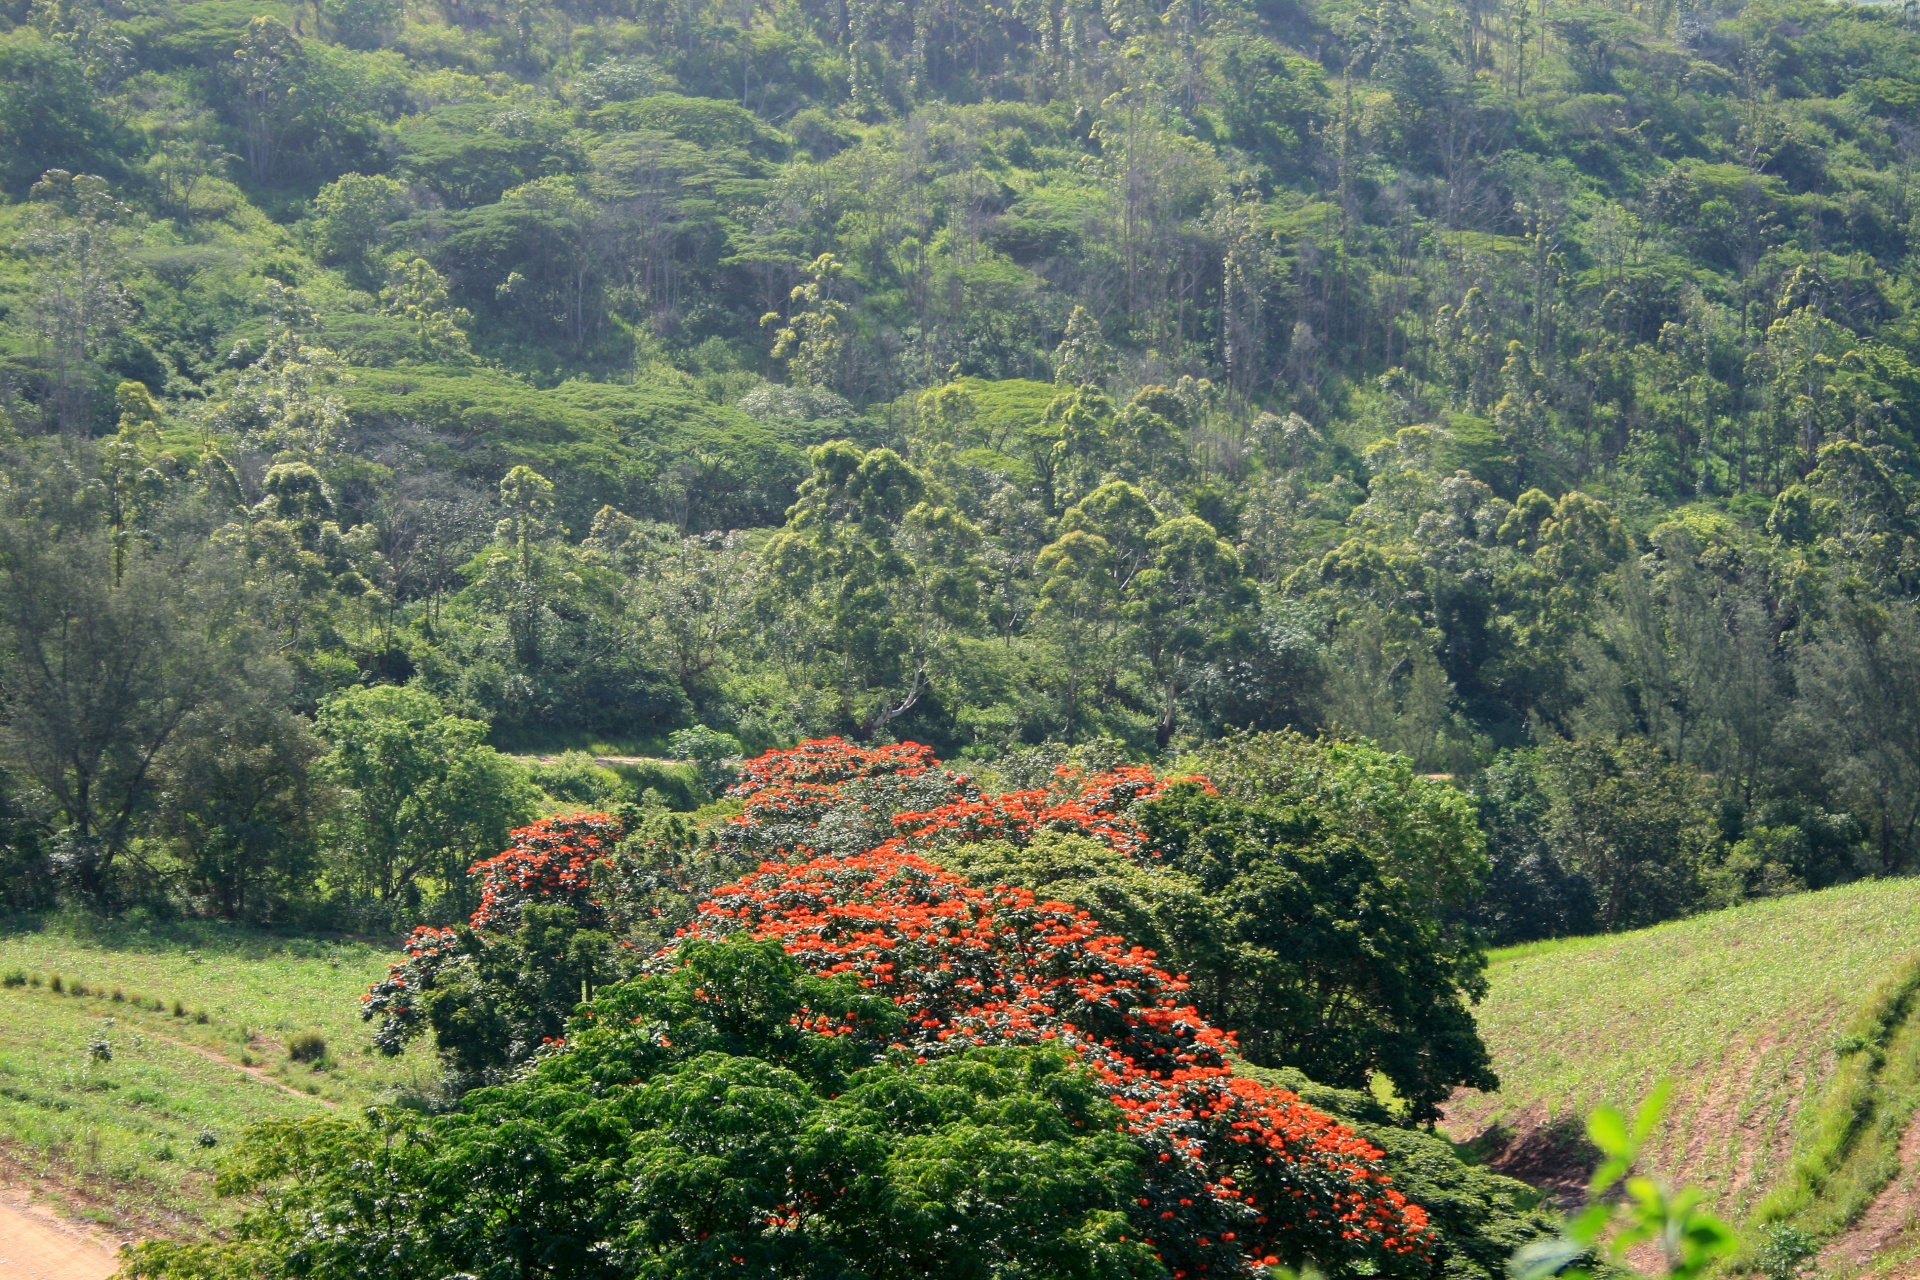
345,737,1466,1278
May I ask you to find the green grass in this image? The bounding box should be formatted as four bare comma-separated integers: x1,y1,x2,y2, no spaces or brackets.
1446,879,1920,1225
0,916,425,1235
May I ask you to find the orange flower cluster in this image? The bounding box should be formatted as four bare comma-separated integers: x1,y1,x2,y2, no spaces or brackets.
675,740,1433,1278
728,738,941,791
888,761,1209,859
467,812,624,931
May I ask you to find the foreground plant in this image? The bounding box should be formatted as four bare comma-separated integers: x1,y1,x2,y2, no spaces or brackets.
1509,1083,1735,1280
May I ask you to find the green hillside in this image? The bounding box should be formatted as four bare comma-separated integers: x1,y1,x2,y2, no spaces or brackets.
1444,879,1920,1265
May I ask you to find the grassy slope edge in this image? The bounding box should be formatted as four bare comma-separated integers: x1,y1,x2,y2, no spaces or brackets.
0,917,430,1236
1443,879,1920,1258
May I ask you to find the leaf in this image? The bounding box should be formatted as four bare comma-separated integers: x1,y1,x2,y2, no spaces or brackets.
1585,1103,1628,1158
1507,1235,1588,1280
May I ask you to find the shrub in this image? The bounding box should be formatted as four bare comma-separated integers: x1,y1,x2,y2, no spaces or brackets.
194,1009,209,1024
70,979,89,997
1758,1223,1819,1280
172,1000,185,1017
529,752,628,806
1,969,24,987
287,1031,328,1063
111,988,124,1002
87,1034,112,1063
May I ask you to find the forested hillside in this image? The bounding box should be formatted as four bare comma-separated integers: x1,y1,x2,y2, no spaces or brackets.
3,0,1920,947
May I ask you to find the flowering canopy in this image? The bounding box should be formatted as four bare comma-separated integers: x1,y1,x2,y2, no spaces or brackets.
365,737,1435,1278
670,739,1432,1277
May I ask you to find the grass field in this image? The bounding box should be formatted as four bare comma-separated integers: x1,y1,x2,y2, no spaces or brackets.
0,915,426,1237
1444,878,1920,1229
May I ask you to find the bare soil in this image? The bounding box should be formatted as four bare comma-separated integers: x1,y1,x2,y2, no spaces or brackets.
0,1181,125,1280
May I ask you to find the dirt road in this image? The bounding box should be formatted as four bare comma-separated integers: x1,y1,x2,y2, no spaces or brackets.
0,1200,120,1280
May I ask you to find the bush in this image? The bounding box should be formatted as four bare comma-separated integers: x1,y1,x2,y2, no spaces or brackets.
48,973,63,993
1758,1224,1818,1280
287,1031,328,1063
1,969,24,987
172,999,185,1017
667,724,742,797
528,751,627,806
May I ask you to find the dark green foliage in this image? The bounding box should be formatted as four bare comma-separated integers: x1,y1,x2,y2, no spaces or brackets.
1136,782,1497,1121
129,939,1157,1280
409,905,622,1090
0,34,126,195
1468,752,1598,945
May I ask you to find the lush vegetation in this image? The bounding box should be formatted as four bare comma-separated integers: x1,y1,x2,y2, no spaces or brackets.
5,0,1920,946
131,735,1561,1280
5,0,1920,1266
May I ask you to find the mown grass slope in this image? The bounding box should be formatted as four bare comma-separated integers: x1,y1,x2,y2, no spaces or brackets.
1443,878,1920,1229
0,918,423,1236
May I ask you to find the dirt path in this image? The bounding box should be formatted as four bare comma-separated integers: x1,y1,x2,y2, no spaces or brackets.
510,754,669,769
1819,1107,1920,1274
0,1198,121,1280
148,1032,336,1109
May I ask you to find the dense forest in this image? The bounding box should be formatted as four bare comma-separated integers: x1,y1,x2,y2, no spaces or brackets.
6,0,1909,1268
4,0,1920,953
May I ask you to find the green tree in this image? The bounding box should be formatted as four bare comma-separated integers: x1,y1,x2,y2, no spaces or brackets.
1537,735,1724,932
0,452,254,907
1796,600,1920,872
1138,782,1497,1120
763,443,984,737
157,685,324,921
315,684,535,913
231,17,302,184
1128,515,1250,749
131,940,1156,1280
763,253,850,389
201,284,350,459
308,172,405,287
381,257,476,363
0,33,121,195
18,170,131,435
